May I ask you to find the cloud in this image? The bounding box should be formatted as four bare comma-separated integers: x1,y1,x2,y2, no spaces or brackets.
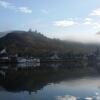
0,1,15,9
96,31,100,35
83,18,92,25
18,7,32,14
83,21,91,25
85,18,92,21
85,97,93,100
83,17,100,29
56,95,77,100
53,20,75,28
0,1,10,8
93,22,100,29
90,8,100,16
0,0,32,14
41,9,48,14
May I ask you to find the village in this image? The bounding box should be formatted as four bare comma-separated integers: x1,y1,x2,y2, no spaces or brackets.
0,48,100,64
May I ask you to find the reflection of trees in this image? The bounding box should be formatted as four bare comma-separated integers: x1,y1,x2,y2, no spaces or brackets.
0,62,100,93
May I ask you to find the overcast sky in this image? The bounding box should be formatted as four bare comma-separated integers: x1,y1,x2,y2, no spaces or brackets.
1,0,100,43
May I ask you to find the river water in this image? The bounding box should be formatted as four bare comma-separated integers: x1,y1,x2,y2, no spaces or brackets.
0,62,100,100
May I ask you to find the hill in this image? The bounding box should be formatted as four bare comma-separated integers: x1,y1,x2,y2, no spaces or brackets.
0,30,100,57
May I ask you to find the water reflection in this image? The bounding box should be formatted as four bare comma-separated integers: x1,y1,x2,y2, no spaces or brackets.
0,62,100,100
56,95,77,100
56,94,100,100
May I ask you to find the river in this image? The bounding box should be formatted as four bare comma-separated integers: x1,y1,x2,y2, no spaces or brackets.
0,62,100,100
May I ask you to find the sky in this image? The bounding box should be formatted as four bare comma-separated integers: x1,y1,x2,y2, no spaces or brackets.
1,0,100,43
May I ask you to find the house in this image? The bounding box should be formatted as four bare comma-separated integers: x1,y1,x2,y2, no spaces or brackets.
0,48,18,63
50,52,60,60
0,48,9,62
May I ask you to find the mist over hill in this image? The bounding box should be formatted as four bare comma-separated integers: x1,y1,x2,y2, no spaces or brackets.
0,30,100,57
